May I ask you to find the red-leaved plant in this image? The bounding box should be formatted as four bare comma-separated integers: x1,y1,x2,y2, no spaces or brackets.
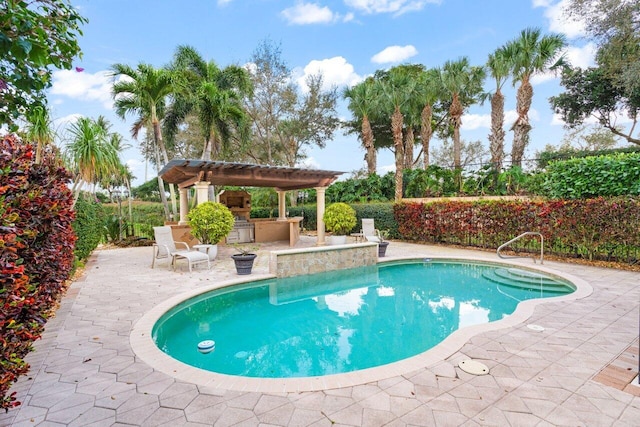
0,135,76,411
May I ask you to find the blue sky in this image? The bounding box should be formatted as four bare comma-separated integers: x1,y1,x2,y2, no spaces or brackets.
47,0,605,186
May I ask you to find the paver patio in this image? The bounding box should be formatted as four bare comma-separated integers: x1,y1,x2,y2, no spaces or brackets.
1,237,639,426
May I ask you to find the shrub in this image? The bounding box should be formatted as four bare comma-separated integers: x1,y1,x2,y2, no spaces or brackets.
351,203,399,238
394,197,640,263
187,202,235,244
0,135,76,410
323,202,357,235
72,199,106,261
540,152,640,199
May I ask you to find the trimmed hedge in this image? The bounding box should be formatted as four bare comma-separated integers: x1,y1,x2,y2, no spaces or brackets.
72,199,106,261
0,135,76,410
395,198,640,263
540,152,640,199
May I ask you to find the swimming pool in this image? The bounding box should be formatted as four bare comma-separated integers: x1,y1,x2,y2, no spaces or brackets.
152,260,575,379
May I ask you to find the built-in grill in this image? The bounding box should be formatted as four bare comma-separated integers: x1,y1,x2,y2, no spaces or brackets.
218,190,255,243
227,219,254,243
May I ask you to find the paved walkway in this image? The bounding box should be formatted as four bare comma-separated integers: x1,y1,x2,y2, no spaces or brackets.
2,238,639,426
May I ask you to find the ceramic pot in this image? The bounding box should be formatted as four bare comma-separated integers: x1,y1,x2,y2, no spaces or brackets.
231,253,257,275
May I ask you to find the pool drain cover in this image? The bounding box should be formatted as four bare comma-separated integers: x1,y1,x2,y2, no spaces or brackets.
458,359,489,375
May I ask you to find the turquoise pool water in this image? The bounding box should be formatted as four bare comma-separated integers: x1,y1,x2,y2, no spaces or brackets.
153,260,574,378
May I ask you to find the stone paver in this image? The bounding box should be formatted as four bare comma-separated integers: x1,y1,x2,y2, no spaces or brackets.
1,237,639,426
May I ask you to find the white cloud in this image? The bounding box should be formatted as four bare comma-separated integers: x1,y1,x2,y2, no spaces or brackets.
52,113,83,135
281,2,336,25
461,113,490,130
564,42,597,68
295,57,363,91
217,0,233,5
530,42,596,85
296,156,320,169
345,0,441,16
531,70,560,85
371,45,418,64
50,69,113,109
379,163,395,173
533,0,586,39
343,12,355,22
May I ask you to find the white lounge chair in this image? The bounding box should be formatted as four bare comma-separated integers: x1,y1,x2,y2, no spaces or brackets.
361,218,382,243
152,226,210,272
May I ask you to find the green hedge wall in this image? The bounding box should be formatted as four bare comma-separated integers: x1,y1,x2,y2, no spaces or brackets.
541,152,640,199
72,199,106,260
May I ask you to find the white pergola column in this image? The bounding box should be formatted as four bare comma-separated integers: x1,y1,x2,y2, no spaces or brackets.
277,190,287,221
178,188,189,224
315,186,326,246
195,181,210,205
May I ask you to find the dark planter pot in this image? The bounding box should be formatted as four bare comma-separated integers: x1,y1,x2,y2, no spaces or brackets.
378,241,390,257
231,253,257,275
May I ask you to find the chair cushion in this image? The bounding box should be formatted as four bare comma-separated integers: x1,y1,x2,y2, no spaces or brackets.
174,250,209,262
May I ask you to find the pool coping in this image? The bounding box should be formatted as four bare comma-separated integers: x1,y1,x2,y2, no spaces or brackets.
129,255,592,393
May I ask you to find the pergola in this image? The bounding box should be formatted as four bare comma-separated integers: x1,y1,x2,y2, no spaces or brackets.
158,159,345,245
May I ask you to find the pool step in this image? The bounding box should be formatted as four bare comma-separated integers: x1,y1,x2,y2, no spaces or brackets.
483,268,570,293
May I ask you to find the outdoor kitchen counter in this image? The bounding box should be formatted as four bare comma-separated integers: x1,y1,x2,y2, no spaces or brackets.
251,217,302,247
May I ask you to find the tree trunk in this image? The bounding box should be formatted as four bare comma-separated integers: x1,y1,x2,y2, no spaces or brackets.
489,90,505,171
404,127,414,169
450,93,463,170
201,137,212,161
392,106,404,202
152,119,176,220
362,115,376,174
511,76,533,168
421,104,433,169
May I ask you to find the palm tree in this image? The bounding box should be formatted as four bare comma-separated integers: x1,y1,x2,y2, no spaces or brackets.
166,45,252,161
25,105,55,164
486,47,512,171
416,67,444,169
440,57,486,171
66,116,120,205
506,28,566,167
111,63,176,219
378,68,416,201
344,78,378,174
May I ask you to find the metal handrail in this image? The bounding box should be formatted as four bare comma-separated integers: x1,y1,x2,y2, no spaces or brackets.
497,232,544,264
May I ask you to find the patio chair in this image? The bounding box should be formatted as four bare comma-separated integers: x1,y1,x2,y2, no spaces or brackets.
152,226,210,272
361,218,382,243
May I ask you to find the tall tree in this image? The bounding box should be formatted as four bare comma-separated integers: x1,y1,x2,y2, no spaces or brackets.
280,73,340,167
378,67,416,201
344,78,378,174
244,39,297,165
0,0,86,130
440,57,486,171
24,105,55,164
505,28,566,167
550,65,639,145
111,63,176,219
566,0,640,41
245,39,339,167
416,67,444,169
65,116,119,205
486,47,512,171
165,45,252,161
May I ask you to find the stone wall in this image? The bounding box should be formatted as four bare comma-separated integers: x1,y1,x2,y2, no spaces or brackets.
269,243,378,278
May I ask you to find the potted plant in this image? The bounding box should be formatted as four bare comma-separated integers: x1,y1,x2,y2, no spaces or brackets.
231,244,259,275
323,202,357,245
187,202,235,260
